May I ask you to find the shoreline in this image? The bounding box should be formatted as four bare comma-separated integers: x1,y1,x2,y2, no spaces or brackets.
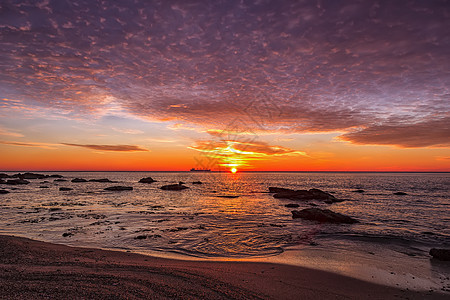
0,234,447,299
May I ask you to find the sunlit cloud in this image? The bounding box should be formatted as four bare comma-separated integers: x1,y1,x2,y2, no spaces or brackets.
189,139,306,168
0,140,57,149
0,126,23,138
61,143,149,152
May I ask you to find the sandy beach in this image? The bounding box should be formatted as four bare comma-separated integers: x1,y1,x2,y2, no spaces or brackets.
0,235,446,299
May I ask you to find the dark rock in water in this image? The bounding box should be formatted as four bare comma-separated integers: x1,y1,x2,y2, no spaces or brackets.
291,208,359,224
71,178,87,183
179,181,185,185
0,190,9,194
285,203,299,208
54,179,67,182
269,187,295,193
14,172,47,179
62,232,73,237
429,248,450,261
393,192,408,195
59,187,73,191
0,179,5,184
5,179,30,185
160,183,189,191
104,186,133,191
89,178,114,183
139,177,156,183
0,173,10,178
352,189,365,193
48,174,64,178
271,187,341,203
192,181,202,184
39,186,49,189
216,195,239,198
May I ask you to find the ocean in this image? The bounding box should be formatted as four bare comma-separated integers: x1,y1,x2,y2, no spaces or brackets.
1,171,449,291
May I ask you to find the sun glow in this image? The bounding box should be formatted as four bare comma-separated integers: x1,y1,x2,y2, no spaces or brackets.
231,167,237,173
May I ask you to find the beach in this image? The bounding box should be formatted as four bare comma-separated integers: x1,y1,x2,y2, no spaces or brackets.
1,234,447,299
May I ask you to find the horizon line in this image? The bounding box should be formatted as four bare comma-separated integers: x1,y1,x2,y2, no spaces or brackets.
1,170,449,173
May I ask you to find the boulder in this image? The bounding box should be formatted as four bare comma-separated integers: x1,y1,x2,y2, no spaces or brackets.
0,190,9,194
429,248,450,261
192,181,202,184
285,203,299,208
104,186,133,191
291,208,359,224
5,179,30,185
71,178,87,183
39,186,49,188
352,189,365,193
0,173,10,178
393,192,407,195
89,178,114,183
271,187,339,203
54,179,67,182
14,172,47,179
0,179,5,184
160,183,189,191
48,174,64,178
59,187,73,191
139,177,156,183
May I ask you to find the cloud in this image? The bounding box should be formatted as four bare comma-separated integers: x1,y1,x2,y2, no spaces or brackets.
0,140,57,149
338,117,450,148
0,1,449,148
61,143,148,152
189,139,306,168
0,126,23,137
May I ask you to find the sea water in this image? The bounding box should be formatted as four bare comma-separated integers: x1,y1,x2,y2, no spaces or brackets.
0,172,449,291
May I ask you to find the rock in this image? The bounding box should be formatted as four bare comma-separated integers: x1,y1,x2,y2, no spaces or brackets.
393,192,408,195
12,172,47,179
54,179,67,182
89,178,114,183
352,189,365,193
0,179,5,184
0,173,10,178
269,187,295,193
179,181,185,185
104,186,133,191
192,181,202,184
285,203,299,208
139,177,156,183
39,186,49,188
59,187,73,191
216,195,239,198
5,179,30,185
291,208,359,224
0,190,9,194
48,174,64,178
160,183,189,191
62,232,73,237
271,187,340,203
429,248,450,261
71,178,87,183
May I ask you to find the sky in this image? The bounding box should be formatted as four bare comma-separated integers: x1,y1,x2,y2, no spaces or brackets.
0,0,449,171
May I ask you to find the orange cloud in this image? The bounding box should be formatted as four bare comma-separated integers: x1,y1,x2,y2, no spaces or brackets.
189,139,306,168
61,143,149,152
0,140,57,149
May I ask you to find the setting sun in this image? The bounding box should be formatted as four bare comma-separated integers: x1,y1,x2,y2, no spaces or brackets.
231,167,237,173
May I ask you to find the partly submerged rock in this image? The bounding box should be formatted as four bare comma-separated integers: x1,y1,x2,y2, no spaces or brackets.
285,203,299,208
139,177,156,183
89,178,115,183
11,172,46,179
192,181,203,184
59,187,73,191
39,186,49,189
5,179,30,185
104,186,133,191
429,248,450,261
352,189,365,193
0,173,11,178
270,187,341,203
393,192,408,195
160,183,189,191
291,208,359,224
71,178,87,183
0,190,9,194
54,179,67,182
216,195,239,198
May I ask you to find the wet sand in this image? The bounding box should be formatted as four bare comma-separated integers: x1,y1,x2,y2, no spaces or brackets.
0,235,445,299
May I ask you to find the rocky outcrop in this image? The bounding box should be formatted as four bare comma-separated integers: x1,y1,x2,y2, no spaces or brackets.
59,187,73,191
291,208,359,224
89,178,115,183
160,183,189,191
285,203,299,208
0,173,10,178
393,192,407,195
270,187,342,203
104,186,133,191
352,189,365,193
429,248,450,261
5,179,30,185
71,178,87,183
139,177,156,183
0,190,9,194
